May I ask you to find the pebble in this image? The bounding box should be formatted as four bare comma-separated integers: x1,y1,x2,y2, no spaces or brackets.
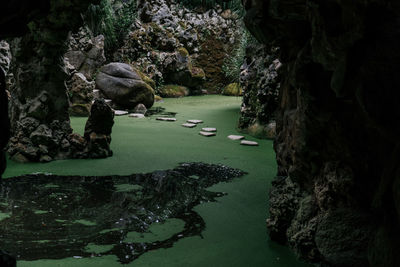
156,117,177,122
201,127,217,132
199,131,216,137
187,119,203,124
227,135,245,140
182,123,197,128
240,140,259,146
129,113,145,118
114,110,129,116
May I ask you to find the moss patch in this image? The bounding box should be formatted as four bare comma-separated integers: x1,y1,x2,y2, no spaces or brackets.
222,83,243,96
159,84,189,98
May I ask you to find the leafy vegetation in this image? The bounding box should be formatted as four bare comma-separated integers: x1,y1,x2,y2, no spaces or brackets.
84,0,137,57
222,28,250,83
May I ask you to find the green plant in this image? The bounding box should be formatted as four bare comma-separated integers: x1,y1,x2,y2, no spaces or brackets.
222,27,249,83
84,0,137,57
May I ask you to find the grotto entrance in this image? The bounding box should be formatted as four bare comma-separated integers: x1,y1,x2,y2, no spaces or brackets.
0,0,306,266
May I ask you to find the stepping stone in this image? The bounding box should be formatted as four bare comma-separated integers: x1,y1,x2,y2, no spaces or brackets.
227,135,245,140
240,140,259,146
201,127,217,132
156,117,177,122
187,119,203,124
114,110,129,116
129,113,145,118
199,131,216,137
182,123,197,128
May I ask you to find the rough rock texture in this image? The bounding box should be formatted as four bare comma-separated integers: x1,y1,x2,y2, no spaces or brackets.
0,65,9,178
243,0,400,266
114,0,245,94
96,62,155,109
64,28,106,116
66,73,95,116
84,99,114,158
3,0,100,163
238,42,280,139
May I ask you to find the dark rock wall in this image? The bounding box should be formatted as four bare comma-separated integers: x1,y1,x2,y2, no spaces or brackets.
3,0,100,162
238,42,280,139
243,0,400,266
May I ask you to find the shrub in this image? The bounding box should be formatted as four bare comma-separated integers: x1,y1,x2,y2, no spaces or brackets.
84,0,137,57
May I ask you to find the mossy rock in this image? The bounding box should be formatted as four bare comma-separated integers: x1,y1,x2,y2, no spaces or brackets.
69,103,91,117
177,47,189,57
222,83,243,96
190,67,206,80
155,95,163,102
159,85,189,98
134,67,156,89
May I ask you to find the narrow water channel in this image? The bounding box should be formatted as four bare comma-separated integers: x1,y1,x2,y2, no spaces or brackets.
1,96,310,266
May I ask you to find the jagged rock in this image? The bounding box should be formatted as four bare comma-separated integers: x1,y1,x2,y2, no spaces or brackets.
84,99,114,158
238,43,280,138
96,63,155,109
243,0,400,265
65,29,106,80
67,72,94,116
133,103,147,114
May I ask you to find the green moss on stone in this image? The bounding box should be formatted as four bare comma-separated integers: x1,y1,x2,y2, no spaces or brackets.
222,83,243,96
159,85,189,98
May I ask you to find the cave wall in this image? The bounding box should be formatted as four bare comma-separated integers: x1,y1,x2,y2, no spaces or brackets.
243,0,400,266
0,0,99,162
1,0,101,163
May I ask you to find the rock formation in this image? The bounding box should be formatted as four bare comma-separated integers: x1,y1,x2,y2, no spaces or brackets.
115,0,245,94
96,63,155,109
243,0,400,266
238,42,280,139
65,28,106,116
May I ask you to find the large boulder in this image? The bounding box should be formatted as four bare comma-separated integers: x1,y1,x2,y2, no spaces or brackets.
96,63,155,109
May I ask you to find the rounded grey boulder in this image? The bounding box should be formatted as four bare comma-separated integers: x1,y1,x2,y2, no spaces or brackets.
96,63,155,109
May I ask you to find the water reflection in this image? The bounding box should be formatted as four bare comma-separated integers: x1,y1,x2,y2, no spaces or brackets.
0,163,245,263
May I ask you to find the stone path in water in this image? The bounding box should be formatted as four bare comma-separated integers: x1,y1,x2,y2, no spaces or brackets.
149,114,260,146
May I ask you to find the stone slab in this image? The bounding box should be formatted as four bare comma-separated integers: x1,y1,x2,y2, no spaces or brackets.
156,117,177,122
182,123,197,128
227,135,245,140
129,113,145,118
240,140,259,146
201,127,217,132
187,119,203,124
199,131,216,137
114,110,129,116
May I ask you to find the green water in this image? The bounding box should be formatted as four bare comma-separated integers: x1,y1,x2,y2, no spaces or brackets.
4,95,309,266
